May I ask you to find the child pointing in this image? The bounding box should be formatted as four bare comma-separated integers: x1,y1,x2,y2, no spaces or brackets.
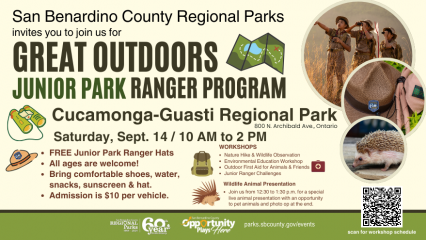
314,16,351,104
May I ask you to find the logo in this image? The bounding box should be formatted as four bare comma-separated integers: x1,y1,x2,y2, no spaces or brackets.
368,100,379,113
14,152,22,160
182,216,235,234
142,217,170,235
311,160,325,172
110,219,139,232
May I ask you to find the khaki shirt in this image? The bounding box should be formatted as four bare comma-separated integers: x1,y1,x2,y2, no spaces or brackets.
350,30,374,52
326,28,351,50
380,39,397,58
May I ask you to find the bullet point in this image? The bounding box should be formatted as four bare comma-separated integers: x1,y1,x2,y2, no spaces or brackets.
41,173,44,176
219,173,221,174
223,191,225,193
41,194,44,197
219,160,221,162
219,154,221,156
41,162,44,165
41,152,44,155
219,167,221,168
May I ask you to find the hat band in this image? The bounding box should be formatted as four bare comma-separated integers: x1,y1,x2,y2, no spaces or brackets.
345,90,394,115
11,155,31,166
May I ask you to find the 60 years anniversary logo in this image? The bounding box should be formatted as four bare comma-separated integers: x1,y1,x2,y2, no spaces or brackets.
142,217,170,235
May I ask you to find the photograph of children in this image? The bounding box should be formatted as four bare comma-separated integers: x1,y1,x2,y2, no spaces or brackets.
343,61,424,135
304,2,413,107
380,27,402,60
343,118,405,180
347,19,376,69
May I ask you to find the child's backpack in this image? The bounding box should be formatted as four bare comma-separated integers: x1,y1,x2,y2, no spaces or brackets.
191,151,213,177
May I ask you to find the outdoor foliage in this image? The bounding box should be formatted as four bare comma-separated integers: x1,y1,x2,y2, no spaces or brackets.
384,61,405,72
402,111,423,134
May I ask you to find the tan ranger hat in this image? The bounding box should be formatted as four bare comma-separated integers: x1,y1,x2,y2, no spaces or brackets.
344,62,402,124
336,16,349,29
361,19,374,31
6,150,38,172
383,27,398,39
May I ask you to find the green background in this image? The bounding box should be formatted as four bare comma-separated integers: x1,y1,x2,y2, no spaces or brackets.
0,212,423,239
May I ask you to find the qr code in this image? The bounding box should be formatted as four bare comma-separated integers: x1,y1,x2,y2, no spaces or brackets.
362,187,402,227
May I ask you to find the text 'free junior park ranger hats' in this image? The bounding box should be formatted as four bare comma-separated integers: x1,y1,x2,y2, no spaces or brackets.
6,150,38,172
336,16,349,28
344,61,402,124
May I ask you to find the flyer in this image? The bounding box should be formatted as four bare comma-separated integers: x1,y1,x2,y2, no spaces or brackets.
1,0,425,239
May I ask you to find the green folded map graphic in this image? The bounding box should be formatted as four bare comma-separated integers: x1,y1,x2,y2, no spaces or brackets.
226,33,285,74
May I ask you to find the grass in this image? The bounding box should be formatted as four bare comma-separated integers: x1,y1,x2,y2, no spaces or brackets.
304,35,352,106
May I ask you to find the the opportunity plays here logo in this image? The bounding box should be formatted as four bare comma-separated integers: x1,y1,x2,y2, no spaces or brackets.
182,216,235,234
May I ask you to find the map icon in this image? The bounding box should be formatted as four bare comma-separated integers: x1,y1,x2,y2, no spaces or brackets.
226,33,285,74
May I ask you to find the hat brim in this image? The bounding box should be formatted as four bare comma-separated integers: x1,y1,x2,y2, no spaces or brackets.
383,28,397,39
361,21,374,31
6,153,38,172
344,98,398,124
344,61,406,127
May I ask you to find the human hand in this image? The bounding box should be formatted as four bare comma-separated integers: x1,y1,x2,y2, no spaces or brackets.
332,37,341,43
401,67,411,79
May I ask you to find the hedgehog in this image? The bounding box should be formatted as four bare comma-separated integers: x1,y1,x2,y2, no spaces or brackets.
353,130,404,171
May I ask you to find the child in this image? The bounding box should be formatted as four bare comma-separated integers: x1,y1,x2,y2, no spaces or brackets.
380,27,401,59
314,16,351,104
346,19,376,69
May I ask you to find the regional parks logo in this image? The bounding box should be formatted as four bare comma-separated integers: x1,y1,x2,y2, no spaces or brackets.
142,217,170,235
182,216,235,234
110,219,139,232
